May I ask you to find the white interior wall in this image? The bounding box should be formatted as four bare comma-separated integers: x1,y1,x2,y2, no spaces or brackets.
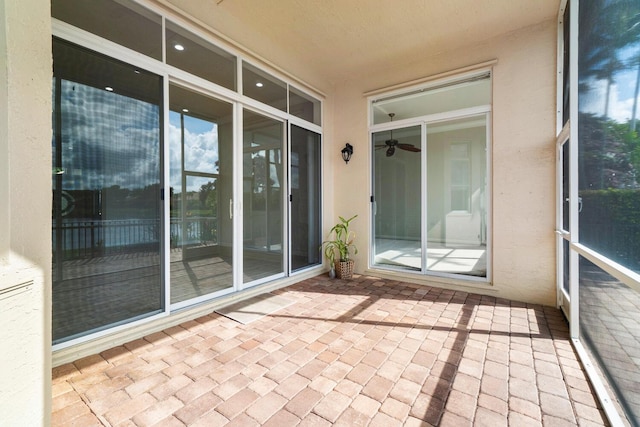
331,19,558,306
0,0,52,425
428,125,486,245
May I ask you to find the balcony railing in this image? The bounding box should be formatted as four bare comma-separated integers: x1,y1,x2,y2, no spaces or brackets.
52,217,217,260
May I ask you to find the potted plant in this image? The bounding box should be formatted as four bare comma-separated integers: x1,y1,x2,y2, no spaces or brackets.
321,215,358,279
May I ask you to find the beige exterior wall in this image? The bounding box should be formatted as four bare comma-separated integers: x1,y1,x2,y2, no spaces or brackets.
0,0,52,425
329,20,558,306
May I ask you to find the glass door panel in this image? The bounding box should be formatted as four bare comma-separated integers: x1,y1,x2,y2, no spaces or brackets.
372,124,422,271
426,116,487,277
52,39,163,343
243,110,285,283
290,125,321,271
169,84,233,305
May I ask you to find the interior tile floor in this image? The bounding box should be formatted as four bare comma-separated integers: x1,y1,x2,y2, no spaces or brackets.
52,274,609,426
375,239,487,277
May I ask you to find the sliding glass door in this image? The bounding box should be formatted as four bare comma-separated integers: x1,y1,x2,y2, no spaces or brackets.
52,39,163,343
52,0,324,347
371,114,489,279
370,71,490,280
243,110,285,284
290,124,322,271
373,124,422,270
169,84,234,306
426,116,487,276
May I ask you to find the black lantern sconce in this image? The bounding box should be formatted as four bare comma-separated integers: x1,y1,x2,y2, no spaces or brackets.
341,143,353,164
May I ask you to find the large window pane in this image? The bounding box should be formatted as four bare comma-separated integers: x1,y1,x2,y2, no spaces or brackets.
169,85,234,304
52,0,162,60
290,125,321,271
52,39,162,343
373,124,422,271
166,21,237,91
576,4,640,424
243,110,284,282
427,116,487,276
578,0,640,273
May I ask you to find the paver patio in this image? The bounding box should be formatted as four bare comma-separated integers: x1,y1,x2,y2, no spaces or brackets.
52,274,609,426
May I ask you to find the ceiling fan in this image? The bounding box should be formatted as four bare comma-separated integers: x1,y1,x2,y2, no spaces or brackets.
375,113,421,157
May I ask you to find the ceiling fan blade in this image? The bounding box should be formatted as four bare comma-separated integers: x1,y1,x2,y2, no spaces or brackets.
397,144,421,152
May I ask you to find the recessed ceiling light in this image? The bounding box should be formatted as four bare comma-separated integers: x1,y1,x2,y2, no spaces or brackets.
182,108,189,113
256,82,264,88
105,86,114,92
174,44,185,51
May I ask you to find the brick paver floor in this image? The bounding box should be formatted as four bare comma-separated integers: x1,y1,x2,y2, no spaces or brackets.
52,274,610,426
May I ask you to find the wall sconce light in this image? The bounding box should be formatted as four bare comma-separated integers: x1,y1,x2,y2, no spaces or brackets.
341,143,353,164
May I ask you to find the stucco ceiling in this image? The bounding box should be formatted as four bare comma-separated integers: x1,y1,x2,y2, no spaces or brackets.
165,0,561,90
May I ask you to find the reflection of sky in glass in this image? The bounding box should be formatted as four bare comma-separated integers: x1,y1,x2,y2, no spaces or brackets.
580,43,640,123
184,116,219,174
169,111,219,192
60,80,159,190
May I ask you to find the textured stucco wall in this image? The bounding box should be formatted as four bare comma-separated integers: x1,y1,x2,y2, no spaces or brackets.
0,0,52,425
330,20,558,306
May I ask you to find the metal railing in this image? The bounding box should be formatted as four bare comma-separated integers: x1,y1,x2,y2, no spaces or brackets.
53,217,217,260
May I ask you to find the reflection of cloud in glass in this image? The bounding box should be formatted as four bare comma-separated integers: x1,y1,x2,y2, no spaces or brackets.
580,45,640,124
169,112,220,192
60,81,160,190
184,116,219,174
581,77,636,123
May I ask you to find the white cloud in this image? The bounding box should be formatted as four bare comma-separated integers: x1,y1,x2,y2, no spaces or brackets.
168,121,220,192
580,68,640,123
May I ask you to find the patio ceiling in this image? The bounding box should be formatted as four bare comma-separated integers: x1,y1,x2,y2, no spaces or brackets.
166,0,561,89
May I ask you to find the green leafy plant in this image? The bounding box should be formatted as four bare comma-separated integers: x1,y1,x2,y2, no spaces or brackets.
321,215,358,268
